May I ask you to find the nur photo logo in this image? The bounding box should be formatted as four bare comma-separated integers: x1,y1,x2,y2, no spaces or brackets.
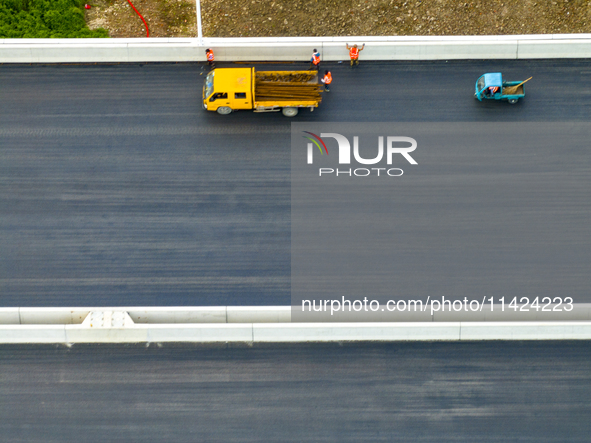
303,131,418,177
302,131,329,156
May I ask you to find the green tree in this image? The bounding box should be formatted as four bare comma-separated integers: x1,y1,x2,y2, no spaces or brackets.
0,0,108,38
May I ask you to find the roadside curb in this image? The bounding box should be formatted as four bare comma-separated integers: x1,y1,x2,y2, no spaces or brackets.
1,307,590,343
2,305,590,325
1,322,591,344
1,34,591,63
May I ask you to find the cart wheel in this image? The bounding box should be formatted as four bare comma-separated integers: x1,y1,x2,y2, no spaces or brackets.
282,107,299,117
217,106,232,115
508,99,518,104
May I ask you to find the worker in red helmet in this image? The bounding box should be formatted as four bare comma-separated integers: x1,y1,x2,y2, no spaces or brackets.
206,48,215,70
321,70,332,92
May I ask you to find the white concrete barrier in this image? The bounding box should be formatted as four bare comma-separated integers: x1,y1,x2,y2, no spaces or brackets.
227,306,290,323
0,325,67,344
460,321,591,341
127,306,289,323
146,324,253,342
65,325,148,343
517,39,591,59
253,322,461,342
0,306,287,324
321,40,519,61
0,308,20,325
1,34,590,63
433,303,591,322
19,308,90,324
128,307,227,324
1,321,591,343
0,307,93,324
3,305,591,325
292,307,432,322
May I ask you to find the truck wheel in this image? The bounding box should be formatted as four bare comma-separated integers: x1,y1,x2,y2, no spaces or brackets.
282,107,298,117
508,99,518,104
217,106,232,115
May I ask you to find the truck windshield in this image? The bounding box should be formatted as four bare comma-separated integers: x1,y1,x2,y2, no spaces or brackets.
477,77,485,92
205,72,214,98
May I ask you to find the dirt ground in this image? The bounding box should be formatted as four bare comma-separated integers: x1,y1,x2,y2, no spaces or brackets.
86,0,196,38
86,0,591,38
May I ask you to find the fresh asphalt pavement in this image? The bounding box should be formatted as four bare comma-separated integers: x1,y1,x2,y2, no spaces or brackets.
2,60,591,306
1,341,590,442
2,61,591,442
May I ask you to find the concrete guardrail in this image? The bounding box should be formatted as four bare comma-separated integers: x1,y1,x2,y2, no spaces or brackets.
1,306,590,343
1,321,591,344
1,34,591,63
2,304,591,324
0,303,591,325
0,306,292,324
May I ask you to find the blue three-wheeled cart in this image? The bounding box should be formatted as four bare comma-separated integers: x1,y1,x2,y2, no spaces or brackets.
475,72,531,104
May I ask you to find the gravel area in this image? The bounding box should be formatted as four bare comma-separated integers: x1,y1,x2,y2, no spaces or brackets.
86,0,591,38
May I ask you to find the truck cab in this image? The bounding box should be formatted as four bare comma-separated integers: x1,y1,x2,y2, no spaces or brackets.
203,68,253,114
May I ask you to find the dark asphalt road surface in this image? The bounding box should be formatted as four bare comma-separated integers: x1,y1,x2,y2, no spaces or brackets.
2,62,591,441
2,60,591,306
1,341,590,442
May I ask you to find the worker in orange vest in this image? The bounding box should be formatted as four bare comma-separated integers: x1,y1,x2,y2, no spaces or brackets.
206,48,215,69
321,70,332,92
346,43,365,67
309,49,320,71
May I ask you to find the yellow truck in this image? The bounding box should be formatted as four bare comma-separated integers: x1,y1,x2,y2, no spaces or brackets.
203,67,322,117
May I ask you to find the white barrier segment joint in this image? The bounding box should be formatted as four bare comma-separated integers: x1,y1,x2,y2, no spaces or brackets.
81,310,136,328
